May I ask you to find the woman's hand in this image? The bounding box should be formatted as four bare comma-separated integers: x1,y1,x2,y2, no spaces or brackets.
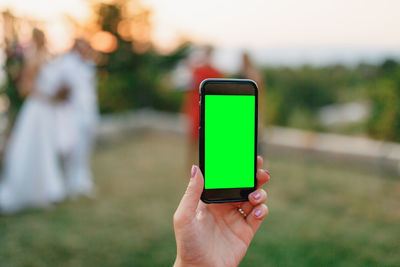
173,156,270,267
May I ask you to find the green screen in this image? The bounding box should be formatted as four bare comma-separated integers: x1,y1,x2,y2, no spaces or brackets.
205,94,255,189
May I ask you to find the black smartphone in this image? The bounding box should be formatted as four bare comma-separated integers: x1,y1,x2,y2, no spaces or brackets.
199,79,258,203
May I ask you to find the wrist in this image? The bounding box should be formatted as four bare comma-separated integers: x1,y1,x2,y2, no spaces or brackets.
173,257,198,267
173,257,184,267
173,257,182,267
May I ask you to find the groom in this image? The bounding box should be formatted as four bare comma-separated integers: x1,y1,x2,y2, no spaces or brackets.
55,39,99,198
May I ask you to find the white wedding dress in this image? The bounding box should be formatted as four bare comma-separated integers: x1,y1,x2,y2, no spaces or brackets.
0,60,66,213
56,51,98,198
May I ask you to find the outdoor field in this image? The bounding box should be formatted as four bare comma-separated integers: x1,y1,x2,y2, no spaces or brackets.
1,132,400,266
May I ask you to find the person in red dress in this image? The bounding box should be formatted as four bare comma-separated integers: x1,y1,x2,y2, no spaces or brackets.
182,46,221,167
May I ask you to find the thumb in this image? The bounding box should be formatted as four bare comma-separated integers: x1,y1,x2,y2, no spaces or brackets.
176,165,204,217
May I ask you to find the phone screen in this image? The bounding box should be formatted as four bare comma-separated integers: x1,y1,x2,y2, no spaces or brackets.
205,94,255,189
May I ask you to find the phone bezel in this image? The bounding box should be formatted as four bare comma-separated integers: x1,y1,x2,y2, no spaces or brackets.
199,78,258,203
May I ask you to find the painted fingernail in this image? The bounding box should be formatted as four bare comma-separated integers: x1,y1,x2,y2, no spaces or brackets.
190,165,197,178
254,209,262,217
251,191,261,200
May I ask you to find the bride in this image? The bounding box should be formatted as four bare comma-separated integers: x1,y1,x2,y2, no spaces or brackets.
0,29,66,213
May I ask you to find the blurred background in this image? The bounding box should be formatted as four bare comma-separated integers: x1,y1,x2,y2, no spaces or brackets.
0,0,400,266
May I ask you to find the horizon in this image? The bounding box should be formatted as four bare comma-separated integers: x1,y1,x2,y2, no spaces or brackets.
213,45,400,73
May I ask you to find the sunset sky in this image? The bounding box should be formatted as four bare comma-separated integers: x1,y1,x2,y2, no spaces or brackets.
145,0,400,49
1,0,400,67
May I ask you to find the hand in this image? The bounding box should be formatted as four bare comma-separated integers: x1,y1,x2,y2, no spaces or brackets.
173,156,270,267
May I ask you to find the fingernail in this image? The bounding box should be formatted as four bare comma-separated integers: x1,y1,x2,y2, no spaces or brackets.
251,191,261,200
254,209,262,217
264,169,271,177
190,165,197,178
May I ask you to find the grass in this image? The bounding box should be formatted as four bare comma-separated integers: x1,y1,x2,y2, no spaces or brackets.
1,131,400,266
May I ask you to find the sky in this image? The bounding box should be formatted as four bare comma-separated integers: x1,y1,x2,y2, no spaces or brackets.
143,0,400,49
1,0,400,69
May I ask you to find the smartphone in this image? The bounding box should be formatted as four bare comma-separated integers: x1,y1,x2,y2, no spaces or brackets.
199,79,258,203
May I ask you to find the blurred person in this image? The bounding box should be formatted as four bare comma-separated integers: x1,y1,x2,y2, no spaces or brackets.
182,46,221,168
0,29,66,213
173,156,270,266
1,11,25,138
239,51,266,156
55,39,99,198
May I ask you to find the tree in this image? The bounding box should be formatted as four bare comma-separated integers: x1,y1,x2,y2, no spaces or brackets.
88,0,189,113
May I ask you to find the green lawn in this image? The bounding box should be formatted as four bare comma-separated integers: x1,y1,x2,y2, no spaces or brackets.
1,132,400,266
